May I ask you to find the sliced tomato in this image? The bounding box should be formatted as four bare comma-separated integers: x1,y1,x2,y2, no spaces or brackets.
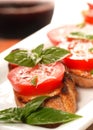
82,2,93,24
8,62,65,96
63,55,93,71
48,24,93,71
83,9,93,24
62,39,93,71
47,25,79,45
47,27,63,45
8,63,19,71
87,3,93,10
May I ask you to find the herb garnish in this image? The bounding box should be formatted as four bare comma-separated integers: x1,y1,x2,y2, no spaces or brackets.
0,96,81,125
4,44,70,67
90,70,93,75
30,76,38,86
68,31,93,41
88,48,93,53
76,22,86,28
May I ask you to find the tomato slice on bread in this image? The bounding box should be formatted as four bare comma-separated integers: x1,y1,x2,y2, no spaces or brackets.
48,24,93,71
82,2,93,24
8,63,19,71
63,55,93,71
47,25,79,45
8,62,65,96
87,3,93,10
83,9,93,24
62,39,93,71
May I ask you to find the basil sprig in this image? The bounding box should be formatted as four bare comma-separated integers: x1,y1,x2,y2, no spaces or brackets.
30,76,38,86
4,44,70,67
90,70,93,75
76,22,86,28
0,96,81,125
68,31,93,41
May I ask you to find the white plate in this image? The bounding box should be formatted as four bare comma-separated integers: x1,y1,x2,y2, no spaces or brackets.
0,0,93,129
0,23,93,130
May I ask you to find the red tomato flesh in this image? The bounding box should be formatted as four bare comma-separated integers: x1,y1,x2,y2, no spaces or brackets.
82,2,93,24
47,25,79,45
48,24,93,71
8,62,65,96
8,63,19,71
62,39,93,71
87,3,93,10
83,9,93,24
63,55,93,71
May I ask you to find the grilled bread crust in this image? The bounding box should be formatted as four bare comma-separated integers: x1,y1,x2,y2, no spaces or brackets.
14,72,78,113
68,68,93,88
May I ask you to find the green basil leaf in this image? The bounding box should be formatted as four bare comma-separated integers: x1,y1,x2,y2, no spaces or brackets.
88,48,93,53
0,96,82,126
21,96,48,121
70,32,85,38
25,107,81,125
4,44,44,67
4,49,37,67
30,76,38,86
41,47,70,64
4,44,70,67
0,107,22,123
32,44,44,57
68,31,93,41
86,35,93,40
76,22,86,28
30,44,44,65
0,96,48,123
90,70,93,75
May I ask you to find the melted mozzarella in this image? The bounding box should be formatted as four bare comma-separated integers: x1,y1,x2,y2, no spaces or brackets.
18,63,58,85
59,40,93,61
70,41,93,60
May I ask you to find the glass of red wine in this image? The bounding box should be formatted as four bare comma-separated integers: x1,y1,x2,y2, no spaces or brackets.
0,0,54,39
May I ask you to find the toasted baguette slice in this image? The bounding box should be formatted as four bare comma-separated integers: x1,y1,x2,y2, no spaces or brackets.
14,72,78,113
68,68,93,88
